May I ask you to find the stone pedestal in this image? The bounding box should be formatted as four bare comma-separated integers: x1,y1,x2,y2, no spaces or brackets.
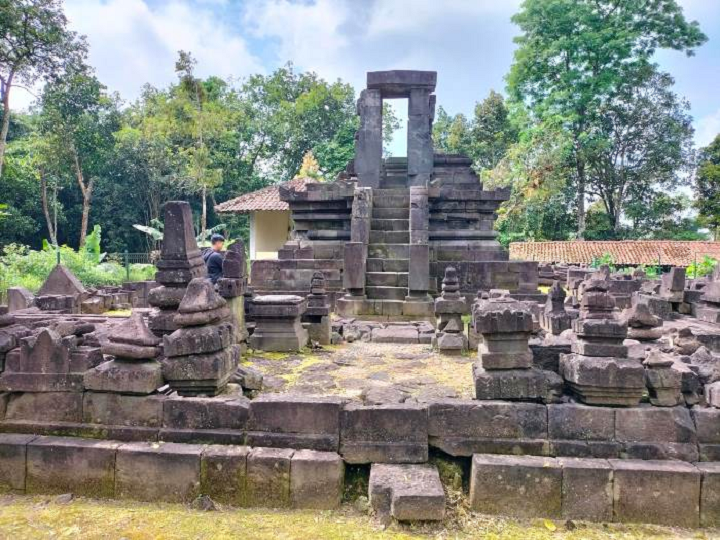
248,295,308,352
433,267,468,356
472,295,560,402
624,302,662,341
644,351,683,407
560,278,644,406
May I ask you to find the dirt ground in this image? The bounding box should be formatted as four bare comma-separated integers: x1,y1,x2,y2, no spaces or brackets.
243,342,476,401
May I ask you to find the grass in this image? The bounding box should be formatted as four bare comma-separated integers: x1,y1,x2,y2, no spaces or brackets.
0,494,713,540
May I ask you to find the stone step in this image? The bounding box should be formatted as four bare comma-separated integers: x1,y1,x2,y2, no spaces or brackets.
366,286,407,301
369,230,410,244
380,176,409,189
369,463,445,522
373,195,410,209
372,207,410,220
469,453,709,527
373,188,409,198
370,219,409,232
368,244,410,259
366,258,409,273
366,272,409,288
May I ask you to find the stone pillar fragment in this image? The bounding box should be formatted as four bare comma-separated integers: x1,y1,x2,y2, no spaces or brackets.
539,281,571,335
217,239,248,347
434,267,468,355
355,89,382,188
305,272,331,345
407,88,433,187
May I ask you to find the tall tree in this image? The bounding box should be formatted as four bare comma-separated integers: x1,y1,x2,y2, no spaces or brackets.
0,0,85,178
37,64,120,247
584,69,694,233
507,0,706,237
696,134,720,240
470,90,517,171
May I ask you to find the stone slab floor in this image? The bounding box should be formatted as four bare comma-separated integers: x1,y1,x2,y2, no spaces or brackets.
244,342,476,401
0,493,714,539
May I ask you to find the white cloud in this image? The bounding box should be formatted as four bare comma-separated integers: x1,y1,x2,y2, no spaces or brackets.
696,108,720,148
10,0,263,110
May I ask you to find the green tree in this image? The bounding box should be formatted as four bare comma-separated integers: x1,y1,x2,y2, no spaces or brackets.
584,69,695,233
37,63,120,247
508,0,706,237
0,0,85,178
696,134,720,239
470,90,517,171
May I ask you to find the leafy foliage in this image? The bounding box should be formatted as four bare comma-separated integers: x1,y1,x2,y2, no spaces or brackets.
687,256,717,279
695,135,720,239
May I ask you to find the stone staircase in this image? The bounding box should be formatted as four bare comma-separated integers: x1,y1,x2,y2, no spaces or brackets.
366,164,410,306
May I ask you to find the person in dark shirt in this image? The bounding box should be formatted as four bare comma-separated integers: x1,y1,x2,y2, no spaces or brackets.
203,234,225,284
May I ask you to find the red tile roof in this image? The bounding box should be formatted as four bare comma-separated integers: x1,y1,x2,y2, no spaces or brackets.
509,241,720,267
214,177,315,213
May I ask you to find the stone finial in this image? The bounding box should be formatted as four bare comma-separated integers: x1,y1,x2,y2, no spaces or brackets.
310,271,327,295
175,278,230,327
222,240,246,280
38,265,86,297
441,267,460,297
102,312,160,360
545,280,566,314
154,201,206,286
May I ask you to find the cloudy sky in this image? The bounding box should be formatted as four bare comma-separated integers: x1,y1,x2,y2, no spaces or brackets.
11,0,720,149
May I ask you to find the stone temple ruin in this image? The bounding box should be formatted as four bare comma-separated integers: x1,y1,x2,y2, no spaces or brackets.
1,71,720,529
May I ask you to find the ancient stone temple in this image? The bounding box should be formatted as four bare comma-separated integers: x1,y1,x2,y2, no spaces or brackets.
250,70,541,316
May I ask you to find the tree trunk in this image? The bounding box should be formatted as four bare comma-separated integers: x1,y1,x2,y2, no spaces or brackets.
0,72,13,180
575,157,586,239
40,173,58,245
72,145,93,247
201,184,207,240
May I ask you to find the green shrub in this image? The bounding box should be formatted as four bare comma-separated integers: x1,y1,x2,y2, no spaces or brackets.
687,256,717,279
0,243,156,301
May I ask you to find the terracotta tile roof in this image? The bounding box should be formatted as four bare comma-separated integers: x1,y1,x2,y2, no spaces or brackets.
509,241,720,267
214,177,315,213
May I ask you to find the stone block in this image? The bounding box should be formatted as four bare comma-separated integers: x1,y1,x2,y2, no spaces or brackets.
693,407,720,444
201,444,249,506
247,395,343,451
7,287,34,312
82,392,165,427
163,322,235,357
697,462,720,527
290,449,344,509
340,403,428,464
548,404,615,441
469,454,562,518
611,459,700,527
0,434,36,492
115,442,203,502
427,399,547,456
559,458,613,522
615,406,696,444
5,392,82,423
369,463,445,522
371,326,419,344
26,436,119,497
246,447,293,508
83,359,164,395
473,364,562,403
164,394,249,431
